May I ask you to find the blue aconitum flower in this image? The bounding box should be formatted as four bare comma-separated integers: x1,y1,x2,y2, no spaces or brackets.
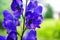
11,0,23,19
6,31,17,40
0,31,17,40
2,10,19,40
2,0,43,40
2,10,20,31
25,11,43,29
0,35,6,40
25,0,43,29
26,0,38,11
3,10,13,20
22,29,37,40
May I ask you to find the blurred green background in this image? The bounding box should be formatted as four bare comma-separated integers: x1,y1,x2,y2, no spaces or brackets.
0,0,60,40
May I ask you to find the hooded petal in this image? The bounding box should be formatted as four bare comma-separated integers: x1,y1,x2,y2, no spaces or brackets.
6,31,17,40
22,29,37,40
26,0,38,11
11,0,23,19
2,10,20,30
34,6,43,15
3,10,13,20
2,20,16,31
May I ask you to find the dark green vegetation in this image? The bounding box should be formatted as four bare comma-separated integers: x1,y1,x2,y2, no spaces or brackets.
44,4,53,19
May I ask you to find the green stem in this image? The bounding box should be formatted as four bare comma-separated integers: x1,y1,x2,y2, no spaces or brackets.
21,10,27,40
20,0,28,40
21,15,25,40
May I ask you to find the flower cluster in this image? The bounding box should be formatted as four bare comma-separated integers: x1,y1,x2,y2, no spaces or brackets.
0,0,43,40
11,0,23,19
23,0,43,40
25,0,43,29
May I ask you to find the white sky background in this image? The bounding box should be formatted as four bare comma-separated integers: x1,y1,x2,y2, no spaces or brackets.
46,0,60,12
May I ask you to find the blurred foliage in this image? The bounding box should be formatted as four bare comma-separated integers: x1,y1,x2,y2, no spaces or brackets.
37,19,60,40
0,0,11,21
44,4,53,19
0,22,3,29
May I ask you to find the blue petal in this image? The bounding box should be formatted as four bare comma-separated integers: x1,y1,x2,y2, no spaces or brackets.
34,6,43,15
7,31,17,40
27,0,38,10
2,20,16,31
11,0,23,11
3,10,13,20
14,18,20,26
11,0,23,19
0,35,6,40
22,29,37,40
11,0,18,11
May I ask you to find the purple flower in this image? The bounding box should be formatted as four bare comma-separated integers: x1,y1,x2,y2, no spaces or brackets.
25,11,43,29
22,29,37,40
11,0,23,19
0,31,17,40
1,0,43,40
34,6,43,15
26,0,38,11
6,31,17,40
2,10,20,31
0,35,6,40
25,0,43,29
3,10,13,20
2,10,18,40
